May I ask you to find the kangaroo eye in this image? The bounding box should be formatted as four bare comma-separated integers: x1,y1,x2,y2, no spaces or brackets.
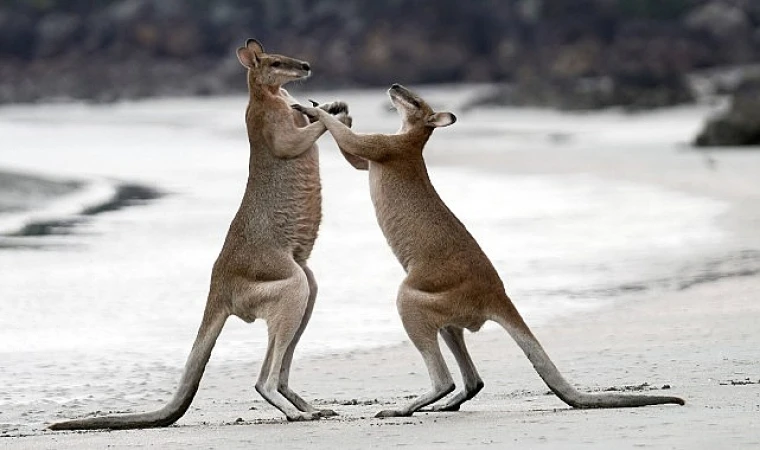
271,61,281,67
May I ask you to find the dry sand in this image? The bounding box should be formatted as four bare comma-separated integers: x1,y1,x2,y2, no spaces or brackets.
3,115,760,449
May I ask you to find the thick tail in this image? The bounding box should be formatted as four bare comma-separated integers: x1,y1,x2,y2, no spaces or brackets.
49,308,228,430
492,301,685,408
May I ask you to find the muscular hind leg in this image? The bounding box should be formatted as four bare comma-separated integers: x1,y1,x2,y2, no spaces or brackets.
253,273,321,421
375,291,455,418
429,326,484,412
277,265,337,417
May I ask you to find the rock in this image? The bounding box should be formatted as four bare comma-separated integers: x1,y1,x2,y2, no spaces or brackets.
607,72,695,111
107,0,153,27
684,2,751,40
35,13,84,58
548,37,604,79
161,22,205,58
151,0,207,58
80,10,118,54
152,0,185,20
100,0,155,55
610,20,701,78
462,70,693,112
0,10,36,58
684,1,755,64
356,26,470,85
694,79,760,147
206,2,251,53
89,0,207,58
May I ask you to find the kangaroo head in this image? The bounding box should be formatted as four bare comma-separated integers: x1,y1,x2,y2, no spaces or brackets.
388,84,456,134
236,39,311,86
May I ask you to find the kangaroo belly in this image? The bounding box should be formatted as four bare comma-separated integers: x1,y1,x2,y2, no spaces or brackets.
287,148,321,262
245,146,321,262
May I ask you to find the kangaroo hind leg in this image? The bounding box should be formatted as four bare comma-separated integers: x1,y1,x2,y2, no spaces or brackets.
277,265,337,417
253,272,321,421
428,326,484,412
375,291,455,418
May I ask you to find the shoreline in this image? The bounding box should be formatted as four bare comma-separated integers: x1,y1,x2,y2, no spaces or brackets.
0,171,163,241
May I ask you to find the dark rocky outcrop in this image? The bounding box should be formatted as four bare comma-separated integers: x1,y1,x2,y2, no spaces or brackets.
0,9,37,58
0,0,759,109
694,78,760,146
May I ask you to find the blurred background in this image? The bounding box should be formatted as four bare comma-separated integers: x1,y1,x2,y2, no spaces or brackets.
1,0,759,434
2,0,760,143
0,4,753,97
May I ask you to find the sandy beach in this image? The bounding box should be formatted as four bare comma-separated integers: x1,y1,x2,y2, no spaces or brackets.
2,94,759,449
8,276,759,449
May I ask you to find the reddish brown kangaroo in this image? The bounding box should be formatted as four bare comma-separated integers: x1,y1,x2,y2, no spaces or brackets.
49,39,351,431
294,84,684,417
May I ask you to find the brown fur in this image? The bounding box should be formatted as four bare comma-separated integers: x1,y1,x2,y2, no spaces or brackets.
295,84,684,417
49,39,350,431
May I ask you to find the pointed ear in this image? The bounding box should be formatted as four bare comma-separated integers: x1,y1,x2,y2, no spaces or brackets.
237,39,264,68
236,46,256,68
427,112,457,128
245,38,265,55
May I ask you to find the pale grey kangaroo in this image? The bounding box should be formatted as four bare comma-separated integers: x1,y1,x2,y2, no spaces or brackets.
294,84,684,417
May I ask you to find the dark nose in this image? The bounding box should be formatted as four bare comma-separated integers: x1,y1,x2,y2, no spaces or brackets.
391,83,401,90
301,62,311,71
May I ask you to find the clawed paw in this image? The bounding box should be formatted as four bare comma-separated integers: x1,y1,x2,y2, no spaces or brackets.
292,104,320,121
309,99,349,116
324,101,349,116
293,102,351,127
337,113,353,128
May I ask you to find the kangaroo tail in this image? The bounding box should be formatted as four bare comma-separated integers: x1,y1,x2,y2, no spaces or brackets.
49,307,228,430
492,300,685,408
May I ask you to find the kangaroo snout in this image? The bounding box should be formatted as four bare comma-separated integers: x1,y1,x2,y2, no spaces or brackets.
389,83,406,95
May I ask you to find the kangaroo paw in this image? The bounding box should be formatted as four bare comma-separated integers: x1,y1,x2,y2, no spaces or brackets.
291,104,320,121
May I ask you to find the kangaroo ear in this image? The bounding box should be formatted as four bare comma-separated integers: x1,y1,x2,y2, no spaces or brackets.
237,39,264,68
246,38,265,55
427,112,457,128
236,46,256,68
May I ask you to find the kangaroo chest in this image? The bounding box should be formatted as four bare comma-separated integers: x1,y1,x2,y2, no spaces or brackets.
245,145,322,262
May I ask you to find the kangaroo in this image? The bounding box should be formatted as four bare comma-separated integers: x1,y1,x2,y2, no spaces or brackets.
49,39,351,431
293,84,685,418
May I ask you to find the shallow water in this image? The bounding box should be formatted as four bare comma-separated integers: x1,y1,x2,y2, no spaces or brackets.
0,86,742,411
